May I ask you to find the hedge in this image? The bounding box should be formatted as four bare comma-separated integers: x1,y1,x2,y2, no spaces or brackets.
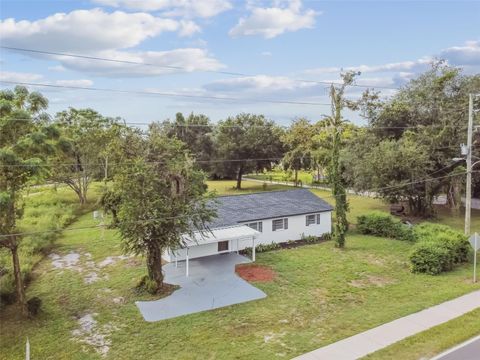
356,211,415,241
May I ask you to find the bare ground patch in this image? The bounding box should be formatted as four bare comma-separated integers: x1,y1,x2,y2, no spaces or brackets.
50,252,133,284
71,313,117,357
349,274,396,288
236,264,276,282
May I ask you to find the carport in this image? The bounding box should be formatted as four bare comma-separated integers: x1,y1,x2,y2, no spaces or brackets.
170,225,260,277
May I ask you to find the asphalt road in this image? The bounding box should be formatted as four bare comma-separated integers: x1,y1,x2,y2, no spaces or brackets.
434,336,480,360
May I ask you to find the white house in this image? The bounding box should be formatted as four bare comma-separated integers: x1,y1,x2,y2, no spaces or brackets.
163,189,333,274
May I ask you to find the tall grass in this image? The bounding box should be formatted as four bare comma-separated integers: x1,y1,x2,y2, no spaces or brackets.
0,184,99,306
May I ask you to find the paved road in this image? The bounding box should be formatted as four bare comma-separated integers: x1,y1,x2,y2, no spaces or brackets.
433,336,480,360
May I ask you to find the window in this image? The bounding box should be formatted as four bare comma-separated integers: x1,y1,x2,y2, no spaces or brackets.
306,214,321,226
247,222,263,232
218,241,229,252
272,218,288,231
306,214,316,226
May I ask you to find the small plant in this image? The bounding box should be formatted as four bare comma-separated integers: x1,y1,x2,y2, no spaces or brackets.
301,233,319,243
27,297,42,316
136,275,159,295
262,182,268,191
243,242,280,256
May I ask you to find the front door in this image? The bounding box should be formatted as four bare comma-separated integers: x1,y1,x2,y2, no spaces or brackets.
218,241,229,252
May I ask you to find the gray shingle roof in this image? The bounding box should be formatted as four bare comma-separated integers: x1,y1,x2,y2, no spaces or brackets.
208,189,333,229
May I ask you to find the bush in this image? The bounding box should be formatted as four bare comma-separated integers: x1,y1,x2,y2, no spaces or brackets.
356,211,414,241
27,297,42,316
409,241,454,275
301,234,319,244
136,276,158,295
410,223,470,275
243,242,280,256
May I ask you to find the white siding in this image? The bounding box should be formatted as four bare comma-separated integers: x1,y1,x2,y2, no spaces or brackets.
241,211,332,246
163,211,332,262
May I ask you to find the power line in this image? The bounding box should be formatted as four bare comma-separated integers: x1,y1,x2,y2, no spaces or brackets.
0,157,285,168
0,46,401,91
1,170,476,239
0,80,331,107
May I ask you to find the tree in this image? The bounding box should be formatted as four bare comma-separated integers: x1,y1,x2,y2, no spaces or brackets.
327,72,360,248
215,113,284,189
349,62,480,217
0,86,56,315
160,112,216,174
113,125,216,293
51,108,122,204
281,119,316,186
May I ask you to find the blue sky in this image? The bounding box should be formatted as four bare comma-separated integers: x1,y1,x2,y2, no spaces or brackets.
1,0,479,125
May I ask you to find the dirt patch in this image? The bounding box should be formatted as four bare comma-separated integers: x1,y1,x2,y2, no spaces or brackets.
236,264,276,282
71,313,117,357
349,275,396,288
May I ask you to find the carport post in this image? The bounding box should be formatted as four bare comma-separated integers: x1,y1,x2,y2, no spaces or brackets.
252,237,256,262
186,247,189,277
236,238,239,254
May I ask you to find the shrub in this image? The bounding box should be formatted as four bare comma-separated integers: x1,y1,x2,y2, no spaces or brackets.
243,242,280,256
136,276,158,295
356,211,414,241
410,223,470,275
409,241,454,275
301,234,319,244
27,297,42,316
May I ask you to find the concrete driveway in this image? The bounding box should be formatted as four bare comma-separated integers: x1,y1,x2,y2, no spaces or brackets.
136,253,266,322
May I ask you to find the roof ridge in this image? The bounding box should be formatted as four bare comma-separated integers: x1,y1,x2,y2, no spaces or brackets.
217,188,309,198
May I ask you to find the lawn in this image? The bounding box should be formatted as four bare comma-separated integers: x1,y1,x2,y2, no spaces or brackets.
364,308,480,360
207,179,290,195
0,180,479,359
245,170,317,185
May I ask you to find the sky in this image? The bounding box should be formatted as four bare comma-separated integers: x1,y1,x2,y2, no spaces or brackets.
0,0,479,126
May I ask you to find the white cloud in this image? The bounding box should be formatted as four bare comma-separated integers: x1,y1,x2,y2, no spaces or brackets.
55,79,94,87
55,48,224,77
440,40,480,66
205,75,313,92
0,70,94,88
93,0,232,18
229,0,318,39
261,51,272,56
0,71,43,82
0,9,225,78
48,65,66,72
303,58,432,76
0,9,199,53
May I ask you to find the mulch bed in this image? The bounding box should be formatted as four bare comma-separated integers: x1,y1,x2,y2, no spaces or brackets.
235,264,276,282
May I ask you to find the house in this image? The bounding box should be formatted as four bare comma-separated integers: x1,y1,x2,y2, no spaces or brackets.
163,189,333,274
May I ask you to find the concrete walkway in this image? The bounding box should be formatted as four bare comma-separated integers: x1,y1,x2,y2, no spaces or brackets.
294,290,480,360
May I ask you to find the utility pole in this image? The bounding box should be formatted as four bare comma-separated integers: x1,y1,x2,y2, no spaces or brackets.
465,94,474,236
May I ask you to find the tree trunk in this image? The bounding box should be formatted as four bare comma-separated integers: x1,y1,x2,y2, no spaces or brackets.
11,241,28,316
236,165,244,190
294,169,298,187
146,244,164,292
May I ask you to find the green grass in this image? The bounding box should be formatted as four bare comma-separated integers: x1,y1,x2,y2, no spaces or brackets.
246,170,317,185
364,308,480,360
207,179,290,195
0,180,479,359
